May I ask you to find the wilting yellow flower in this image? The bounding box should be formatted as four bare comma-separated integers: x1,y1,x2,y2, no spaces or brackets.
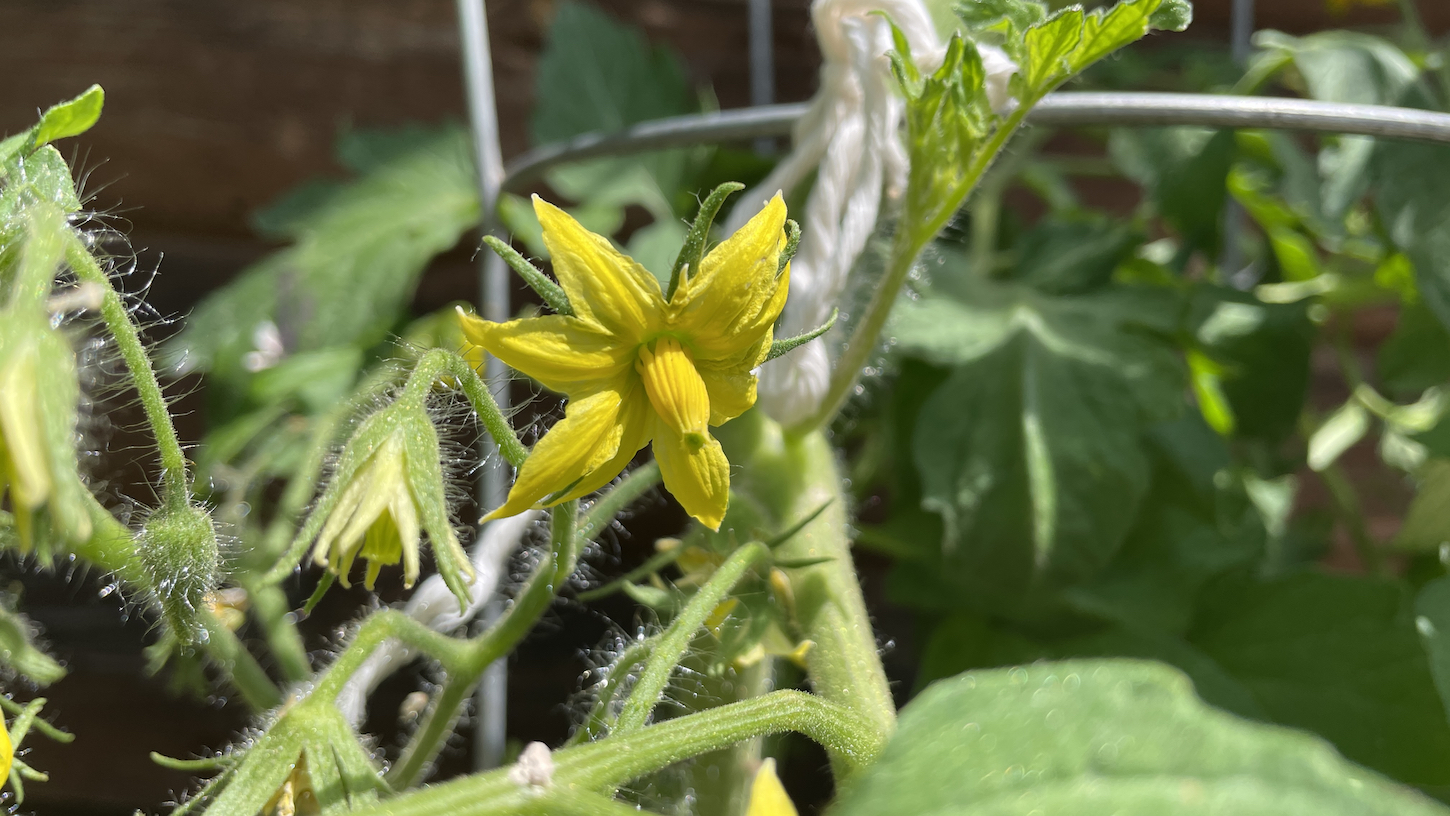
462,195,790,530
745,759,798,816
0,316,91,551
264,753,320,816
312,432,425,590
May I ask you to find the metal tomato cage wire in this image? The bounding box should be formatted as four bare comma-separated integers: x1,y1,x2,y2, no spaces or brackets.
452,0,1450,773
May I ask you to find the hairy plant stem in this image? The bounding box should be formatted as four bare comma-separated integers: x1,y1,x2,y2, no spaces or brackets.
386,500,581,787
801,105,1032,435
614,542,768,735
63,233,191,506
721,411,896,778
346,691,880,816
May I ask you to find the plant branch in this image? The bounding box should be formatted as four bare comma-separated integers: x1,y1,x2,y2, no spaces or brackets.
613,543,767,735
63,233,190,505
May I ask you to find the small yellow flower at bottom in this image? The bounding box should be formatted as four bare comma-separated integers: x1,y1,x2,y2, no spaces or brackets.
461,193,791,530
745,758,798,816
0,715,11,788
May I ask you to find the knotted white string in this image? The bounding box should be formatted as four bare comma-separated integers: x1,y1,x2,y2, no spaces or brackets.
725,0,944,427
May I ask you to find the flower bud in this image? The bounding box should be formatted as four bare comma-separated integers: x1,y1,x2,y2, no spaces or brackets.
139,502,221,647
308,399,474,611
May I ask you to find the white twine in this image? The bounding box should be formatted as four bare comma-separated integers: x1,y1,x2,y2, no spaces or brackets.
337,510,540,727
728,2,1018,427
725,0,943,427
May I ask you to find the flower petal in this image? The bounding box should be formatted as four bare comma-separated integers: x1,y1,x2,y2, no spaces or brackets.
460,311,631,394
554,385,654,504
483,386,630,521
698,366,757,426
745,759,799,816
535,196,663,341
673,193,790,364
652,418,730,531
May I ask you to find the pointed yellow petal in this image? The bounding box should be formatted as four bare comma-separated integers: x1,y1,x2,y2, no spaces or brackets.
745,759,798,816
460,311,632,394
390,489,421,588
651,417,730,531
697,366,757,426
672,193,790,364
0,355,51,508
484,386,631,521
534,196,663,340
552,381,653,503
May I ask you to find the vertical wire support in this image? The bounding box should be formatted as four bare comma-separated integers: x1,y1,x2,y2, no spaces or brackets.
749,0,776,154
457,0,511,773
1222,0,1256,287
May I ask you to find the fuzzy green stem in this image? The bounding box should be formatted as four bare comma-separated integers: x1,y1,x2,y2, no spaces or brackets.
772,429,896,772
387,500,581,787
800,105,1031,435
63,233,191,505
200,612,286,711
245,581,311,683
345,691,879,816
441,350,528,467
614,543,768,735
567,634,658,746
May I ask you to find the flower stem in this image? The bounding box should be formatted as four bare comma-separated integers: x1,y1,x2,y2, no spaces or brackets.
772,430,896,772
613,542,768,735
387,500,581,786
344,691,880,816
800,105,1031,435
63,233,191,505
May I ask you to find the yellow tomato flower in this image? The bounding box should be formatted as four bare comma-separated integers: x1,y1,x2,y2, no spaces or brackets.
745,758,798,816
311,432,422,590
462,194,791,530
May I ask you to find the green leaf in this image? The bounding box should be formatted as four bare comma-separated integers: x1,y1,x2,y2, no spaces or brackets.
1066,0,1165,76
530,0,699,216
1375,142,1450,335
31,85,104,150
890,270,1183,610
1008,214,1143,295
1191,572,1450,786
1416,576,1450,719
1395,459,1450,553
531,1,694,144
1111,128,1235,257
1190,286,1313,441
1022,8,1084,93
1307,400,1370,471
168,125,479,374
834,660,1449,816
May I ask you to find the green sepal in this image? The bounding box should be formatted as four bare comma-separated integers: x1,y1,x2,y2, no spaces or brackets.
0,602,65,686
150,752,235,772
777,218,801,276
30,85,105,152
765,308,838,363
667,181,745,301
482,234,573,316
394,402,476,613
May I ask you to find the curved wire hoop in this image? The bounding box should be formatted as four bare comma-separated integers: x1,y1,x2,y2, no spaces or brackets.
502,92,1450,194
